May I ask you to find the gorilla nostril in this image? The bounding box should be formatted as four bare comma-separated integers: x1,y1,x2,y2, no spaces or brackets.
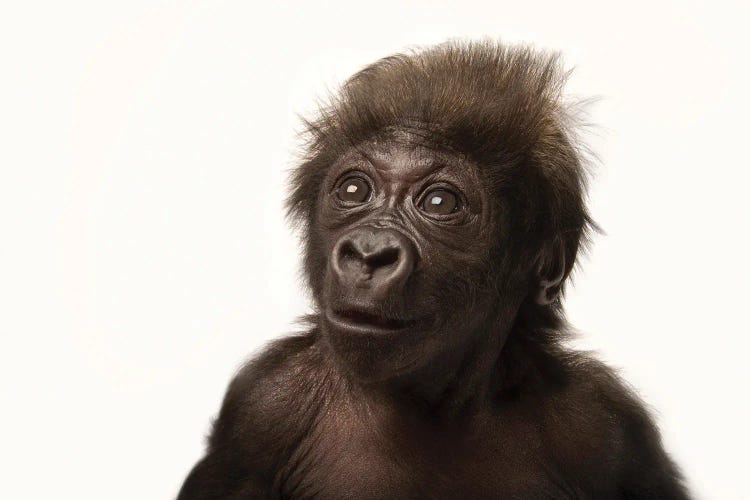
365,247,399,270
332,228,415,289
339,240,359,261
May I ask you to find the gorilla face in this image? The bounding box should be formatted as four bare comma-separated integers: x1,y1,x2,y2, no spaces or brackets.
312,131,511,382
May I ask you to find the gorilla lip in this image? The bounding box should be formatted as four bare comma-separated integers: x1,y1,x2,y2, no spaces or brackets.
325,307,417,334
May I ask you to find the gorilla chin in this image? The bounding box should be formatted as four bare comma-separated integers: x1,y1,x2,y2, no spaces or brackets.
322,305,441,382
324,307,419,336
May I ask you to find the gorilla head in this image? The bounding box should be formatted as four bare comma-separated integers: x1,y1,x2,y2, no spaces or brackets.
287,42,592,385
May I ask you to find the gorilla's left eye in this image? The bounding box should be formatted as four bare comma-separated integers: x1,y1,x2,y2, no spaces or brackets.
420,188,460,215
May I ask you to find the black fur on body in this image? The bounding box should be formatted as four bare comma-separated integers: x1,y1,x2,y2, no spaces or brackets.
178,41,688,499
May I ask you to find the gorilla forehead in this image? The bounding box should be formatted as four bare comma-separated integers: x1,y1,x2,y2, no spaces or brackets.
339,129,480,185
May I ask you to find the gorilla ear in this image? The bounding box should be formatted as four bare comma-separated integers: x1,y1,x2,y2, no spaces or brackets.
534,237,567,305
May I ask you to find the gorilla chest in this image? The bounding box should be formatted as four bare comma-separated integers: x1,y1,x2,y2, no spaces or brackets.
281,416,578,499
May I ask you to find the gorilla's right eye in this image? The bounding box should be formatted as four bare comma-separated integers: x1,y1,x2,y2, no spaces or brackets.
336,176,371,204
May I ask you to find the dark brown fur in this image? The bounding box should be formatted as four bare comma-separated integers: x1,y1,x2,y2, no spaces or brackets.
178,41,688,499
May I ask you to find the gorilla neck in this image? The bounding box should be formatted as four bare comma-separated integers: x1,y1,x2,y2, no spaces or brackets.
378,307,521,417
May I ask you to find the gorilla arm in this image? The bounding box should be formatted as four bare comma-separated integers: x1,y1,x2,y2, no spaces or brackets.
177,333,323,500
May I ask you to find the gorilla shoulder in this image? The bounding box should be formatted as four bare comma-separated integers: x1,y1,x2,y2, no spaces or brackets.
208,330,332,468
531,350,688,498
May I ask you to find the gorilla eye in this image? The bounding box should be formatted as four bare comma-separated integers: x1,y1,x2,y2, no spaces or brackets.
337,176,371,204
420,188,460,215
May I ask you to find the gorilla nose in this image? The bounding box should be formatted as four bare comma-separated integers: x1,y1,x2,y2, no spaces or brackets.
332,227,416,295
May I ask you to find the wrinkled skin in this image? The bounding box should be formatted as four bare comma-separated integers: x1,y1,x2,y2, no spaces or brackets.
178,42,689,499
319,135,507,390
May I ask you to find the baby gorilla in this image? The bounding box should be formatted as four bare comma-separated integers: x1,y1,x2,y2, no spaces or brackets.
178,41,689,499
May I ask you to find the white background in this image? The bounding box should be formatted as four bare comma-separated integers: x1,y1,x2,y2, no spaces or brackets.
1,1,748,498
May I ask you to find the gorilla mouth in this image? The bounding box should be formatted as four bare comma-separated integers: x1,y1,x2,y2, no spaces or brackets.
328,308,417,332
